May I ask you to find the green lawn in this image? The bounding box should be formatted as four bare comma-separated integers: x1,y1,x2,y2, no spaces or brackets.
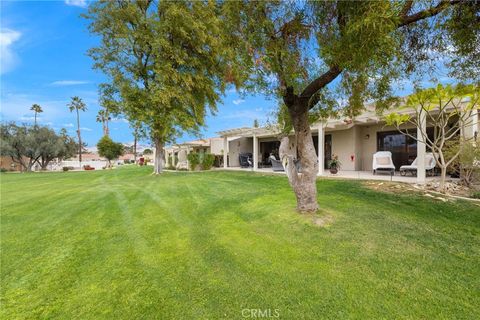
1,166,479,319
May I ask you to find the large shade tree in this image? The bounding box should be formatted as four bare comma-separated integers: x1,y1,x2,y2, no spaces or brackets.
0,124,78,171
223,0,479,212
85,0,240,174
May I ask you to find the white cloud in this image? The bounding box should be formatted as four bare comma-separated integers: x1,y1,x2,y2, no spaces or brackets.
0,93,67,121
80,127,93,131
0,28,21,74
50,80,89,86
221,110,267,121
65,0,87,8
19,116,37,121
233,99,245,105
111,117,129,123
63,123,74,127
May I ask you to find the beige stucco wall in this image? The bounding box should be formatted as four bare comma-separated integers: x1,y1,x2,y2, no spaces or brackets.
328,127,359,171
210,138,225,155
228,137,253,167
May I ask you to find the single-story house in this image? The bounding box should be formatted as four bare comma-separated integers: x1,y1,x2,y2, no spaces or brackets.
217,101,479,184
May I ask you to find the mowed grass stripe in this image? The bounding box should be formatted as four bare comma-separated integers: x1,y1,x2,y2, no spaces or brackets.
1,166,479,319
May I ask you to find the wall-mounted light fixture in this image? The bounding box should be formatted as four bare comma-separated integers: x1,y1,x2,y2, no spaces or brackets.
365,134,370,140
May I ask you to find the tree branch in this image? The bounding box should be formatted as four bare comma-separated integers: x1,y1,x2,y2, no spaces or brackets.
398,0,461,27
297,0,463,110
301,65,342,103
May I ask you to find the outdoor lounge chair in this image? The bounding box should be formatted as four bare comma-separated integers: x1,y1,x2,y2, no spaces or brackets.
270,157,302,172
372,151,395,175
239,153,253,168
400,153,436,176
270,158,284,171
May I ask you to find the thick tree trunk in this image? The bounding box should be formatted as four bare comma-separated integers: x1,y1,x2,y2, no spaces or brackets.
280,102,319,213
133,133,137,164
153,137,164,174
76,108,82,165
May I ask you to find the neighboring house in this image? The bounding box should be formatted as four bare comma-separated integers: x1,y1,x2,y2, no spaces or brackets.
0,156,24,172
61,153,108,170
119,153,136,163
164,137,228,169
217,101,479,184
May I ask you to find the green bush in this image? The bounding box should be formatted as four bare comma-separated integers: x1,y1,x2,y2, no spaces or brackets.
62,167,69,172
471,191,480,199
202,154,215,170
187,153,201,171
0,168,7,173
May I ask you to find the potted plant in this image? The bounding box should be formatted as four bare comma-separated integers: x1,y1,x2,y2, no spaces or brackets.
329,154,341,174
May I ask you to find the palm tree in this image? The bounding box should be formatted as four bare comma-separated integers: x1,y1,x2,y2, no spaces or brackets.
30,104,43,127
96,108,111,136
67,96,87,165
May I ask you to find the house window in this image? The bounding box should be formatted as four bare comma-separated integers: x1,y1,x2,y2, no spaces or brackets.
377,129,433,169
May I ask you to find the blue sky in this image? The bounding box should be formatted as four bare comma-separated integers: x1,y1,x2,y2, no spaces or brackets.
1,1,456,147
0,0,277,147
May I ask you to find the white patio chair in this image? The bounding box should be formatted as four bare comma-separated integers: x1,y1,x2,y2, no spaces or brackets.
399,153,436,176
372,151,395,175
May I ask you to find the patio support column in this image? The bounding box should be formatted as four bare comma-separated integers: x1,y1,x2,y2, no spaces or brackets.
223,136,228,168
253,133,258,171
417,108,426,184
464,107,478,140
317,123,324,176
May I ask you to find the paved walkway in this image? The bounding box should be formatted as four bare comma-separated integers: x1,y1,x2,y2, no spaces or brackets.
216,167,440,184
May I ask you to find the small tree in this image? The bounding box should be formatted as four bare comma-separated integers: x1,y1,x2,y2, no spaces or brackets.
385,84,479,192
97,136,124,168
143,149,153,155
446,137,480,187
30,104,43,127
67,96,87,165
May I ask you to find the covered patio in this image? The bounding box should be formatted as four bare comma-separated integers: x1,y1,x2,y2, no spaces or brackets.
216,166,441,184
218,110,433,184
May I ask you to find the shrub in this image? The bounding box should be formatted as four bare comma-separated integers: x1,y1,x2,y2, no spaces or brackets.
446,138,480,187
187,153,201,171
202,154,215,170
167,155,175,170
0,168,7,173
62,167,69,172
471,191,480,199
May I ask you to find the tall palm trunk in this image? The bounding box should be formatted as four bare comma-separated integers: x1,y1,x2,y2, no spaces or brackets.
76,108,82,165
133,131,137,164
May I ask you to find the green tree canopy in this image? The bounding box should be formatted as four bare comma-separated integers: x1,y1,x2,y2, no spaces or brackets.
84,0,240,174
0,123,79,171
97,136,124,166
220,0,479,212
